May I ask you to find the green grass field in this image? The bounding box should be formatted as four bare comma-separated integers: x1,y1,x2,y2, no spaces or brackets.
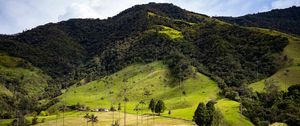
0,61,255,125
248,28,300,92
215,99,254,126
31,111,194,126
55,61,219,120
39,61,254,126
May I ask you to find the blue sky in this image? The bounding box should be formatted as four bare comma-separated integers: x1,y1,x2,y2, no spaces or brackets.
0,0,299,34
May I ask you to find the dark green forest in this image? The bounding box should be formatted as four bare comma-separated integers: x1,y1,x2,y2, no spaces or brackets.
216,6,300,36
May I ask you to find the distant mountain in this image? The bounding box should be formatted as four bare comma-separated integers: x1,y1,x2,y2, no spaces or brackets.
216,6,300,35
0,3,290,124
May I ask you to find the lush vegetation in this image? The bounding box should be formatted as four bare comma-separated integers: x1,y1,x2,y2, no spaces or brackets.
216,6,300,35
248,28,300,92
242,83,300,126
0,2,295,125
193,100,215,126
53,62,220,120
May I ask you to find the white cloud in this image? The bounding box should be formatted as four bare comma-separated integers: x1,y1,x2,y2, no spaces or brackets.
58,2,101,20
272,0,300,9
0,0,299,34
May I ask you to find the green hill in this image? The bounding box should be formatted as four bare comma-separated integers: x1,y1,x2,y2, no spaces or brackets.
248,28,300,92
55,61,219,120
0,53,50,118
0,2,297,126
48,61,253,125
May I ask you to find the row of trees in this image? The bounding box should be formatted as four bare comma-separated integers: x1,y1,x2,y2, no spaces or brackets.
193,100,216,126
148,99,167,115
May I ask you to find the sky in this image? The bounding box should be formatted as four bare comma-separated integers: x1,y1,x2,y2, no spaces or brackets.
0,0,299,34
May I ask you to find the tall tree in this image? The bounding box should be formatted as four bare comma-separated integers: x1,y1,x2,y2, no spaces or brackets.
88,114,98,126
193,102,209,126
149,98,156,123
155,100,166,115
118,103,121,122
206,100,216,126
84,113,90,126
149,99,156,113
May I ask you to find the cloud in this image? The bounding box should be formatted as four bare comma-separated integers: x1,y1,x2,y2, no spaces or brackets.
272,0,300,9
0,0,299,34
58,2,101,20
58,0,169,20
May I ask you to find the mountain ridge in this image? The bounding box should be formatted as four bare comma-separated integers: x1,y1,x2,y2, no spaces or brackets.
216,6,300,36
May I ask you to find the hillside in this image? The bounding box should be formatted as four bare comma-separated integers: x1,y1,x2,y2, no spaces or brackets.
51,61,253,125
0,2,297,126
0,53,50,118
247,28,300,92
55,61,220,120
216,6,300,36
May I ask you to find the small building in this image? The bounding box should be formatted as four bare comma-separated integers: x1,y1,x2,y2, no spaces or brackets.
96,108,109,112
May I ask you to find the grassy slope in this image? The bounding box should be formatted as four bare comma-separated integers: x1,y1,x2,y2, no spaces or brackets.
248,28,300,92
215,99,254,126
0,53,49,97
157,25,183,39
56,61,219,120
49,61,254,125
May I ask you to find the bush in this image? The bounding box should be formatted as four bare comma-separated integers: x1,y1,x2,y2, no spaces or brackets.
32,116,38,125
39,111,49,116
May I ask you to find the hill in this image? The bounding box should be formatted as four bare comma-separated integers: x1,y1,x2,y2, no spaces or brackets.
54,61,220,120
247,28,300,92
216,6,300,36
50,61,253,125
0,2,295,125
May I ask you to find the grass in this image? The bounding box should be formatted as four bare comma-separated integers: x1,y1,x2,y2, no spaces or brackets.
48,61,254,125
248,28,300,92
156,25,183,39
31,111,194,126
147,12,156,17
54,61,219,120
0,61,255,125
249,66,300,92
0,53,49,97
215,99,254,126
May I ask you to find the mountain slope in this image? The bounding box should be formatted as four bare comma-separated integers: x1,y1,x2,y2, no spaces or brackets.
54,61,219,119
0,3,291,124
247,28,300,92
216,6,300,35
51,61,253,125
0,53,50,117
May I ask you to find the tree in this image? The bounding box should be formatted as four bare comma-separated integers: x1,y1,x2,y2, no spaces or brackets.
193,102,209,126
84,113,90,126
139,100,146,124
149,99,156,113
118,103,121,121
154,100,166,115
206,100,216,126
88,114,98,126
149,98,156,122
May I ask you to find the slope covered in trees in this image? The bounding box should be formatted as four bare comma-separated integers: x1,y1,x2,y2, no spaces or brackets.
0,3,291,124
216,6,300,35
